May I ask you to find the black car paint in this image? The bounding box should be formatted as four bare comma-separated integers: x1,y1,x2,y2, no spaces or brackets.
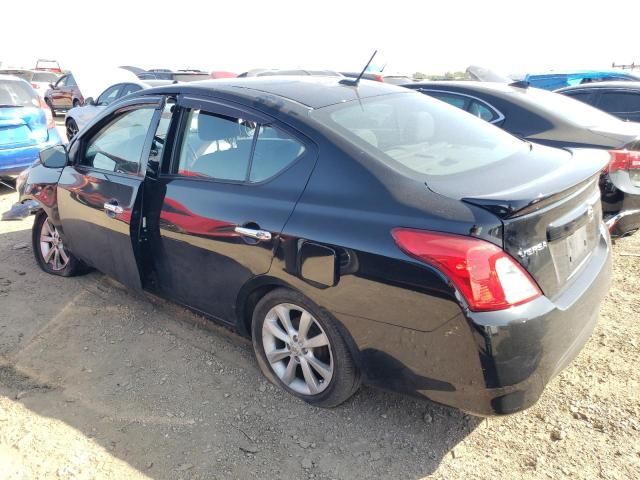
17,79,612,415
405,81,640,235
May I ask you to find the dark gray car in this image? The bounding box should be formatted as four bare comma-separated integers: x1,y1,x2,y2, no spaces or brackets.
556,81,640,123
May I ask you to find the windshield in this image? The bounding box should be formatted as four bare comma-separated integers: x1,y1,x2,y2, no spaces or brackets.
520,87,621,127
0,80,39,107
313,92,525,177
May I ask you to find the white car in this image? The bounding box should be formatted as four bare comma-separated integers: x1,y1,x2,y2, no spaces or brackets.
64,81,147,140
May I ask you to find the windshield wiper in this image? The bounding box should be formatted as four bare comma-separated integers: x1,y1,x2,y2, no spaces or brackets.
0,104,23,108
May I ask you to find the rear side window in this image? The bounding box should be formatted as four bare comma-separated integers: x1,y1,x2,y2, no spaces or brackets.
120,83,142,97
599,92,640,113
84,108,155,174
250,126,305,181
175,109,304,182
177,109,255,181
427,92,467,109
0,80,39,107
468,100,497,122
563,91,594,105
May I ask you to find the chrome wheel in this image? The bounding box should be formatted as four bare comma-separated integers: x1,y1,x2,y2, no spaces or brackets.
39,218,69,271
262,303,333,395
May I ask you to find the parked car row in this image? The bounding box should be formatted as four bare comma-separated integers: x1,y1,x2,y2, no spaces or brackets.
6,75,617,417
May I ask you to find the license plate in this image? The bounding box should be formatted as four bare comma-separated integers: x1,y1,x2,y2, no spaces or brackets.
566,225,589,270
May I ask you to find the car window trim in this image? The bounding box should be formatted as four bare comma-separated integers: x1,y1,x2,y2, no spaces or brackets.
73,96,164,178
164,95,316,186
418,88,505,124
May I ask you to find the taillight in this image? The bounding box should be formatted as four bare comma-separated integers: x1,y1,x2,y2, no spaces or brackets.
608,150,640,172
31,83,40,89
373,74,384,82
391,229,541,311
38,97,55,129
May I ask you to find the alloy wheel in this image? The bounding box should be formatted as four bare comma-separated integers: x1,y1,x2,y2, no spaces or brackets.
262,303,334,395
40,218,69,271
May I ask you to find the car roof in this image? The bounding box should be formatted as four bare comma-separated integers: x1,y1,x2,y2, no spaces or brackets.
556,81,640,92
145,76,408,109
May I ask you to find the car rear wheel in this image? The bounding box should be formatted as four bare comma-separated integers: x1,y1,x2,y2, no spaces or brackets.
66,118,79,141
73,99,80,108
32,211,86,277
252,288,361,407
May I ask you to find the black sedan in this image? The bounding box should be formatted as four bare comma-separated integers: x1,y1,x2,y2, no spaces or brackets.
556,81,640,123
404,81,640,236
12,77,611,415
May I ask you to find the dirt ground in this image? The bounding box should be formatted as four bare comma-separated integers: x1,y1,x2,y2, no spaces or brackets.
0,180,639,480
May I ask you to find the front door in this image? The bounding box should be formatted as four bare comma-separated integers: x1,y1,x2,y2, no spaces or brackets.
56,97,163,290
144,95,317,324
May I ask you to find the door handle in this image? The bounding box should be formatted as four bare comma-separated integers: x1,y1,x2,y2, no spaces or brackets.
234,226,272,241
103,202,124,215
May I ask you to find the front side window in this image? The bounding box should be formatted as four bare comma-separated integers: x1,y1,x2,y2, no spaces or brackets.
177,109,256,181
84,108,155,174
97,86,121,106
55,76,68,88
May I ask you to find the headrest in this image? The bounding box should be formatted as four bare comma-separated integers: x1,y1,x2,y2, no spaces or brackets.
197,112,241,141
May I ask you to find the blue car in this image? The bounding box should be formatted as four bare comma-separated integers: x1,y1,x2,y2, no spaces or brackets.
0,74,62,178
516,70,640,91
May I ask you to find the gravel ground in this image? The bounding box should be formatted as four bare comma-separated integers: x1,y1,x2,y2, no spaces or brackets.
0,183,638,480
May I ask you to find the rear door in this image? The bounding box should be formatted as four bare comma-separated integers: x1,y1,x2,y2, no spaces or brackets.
56,96,163,289
143,95,317,323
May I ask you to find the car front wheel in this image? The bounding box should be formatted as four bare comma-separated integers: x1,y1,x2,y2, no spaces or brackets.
32,211,86,277
252,288,361,407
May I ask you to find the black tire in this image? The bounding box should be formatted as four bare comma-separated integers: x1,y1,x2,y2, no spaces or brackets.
32,211,87,277
45,99,56,117
66,118,79,141
252,288,361,408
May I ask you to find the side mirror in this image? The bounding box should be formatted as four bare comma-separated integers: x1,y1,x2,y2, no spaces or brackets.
85,97,95,106
40,145,68,168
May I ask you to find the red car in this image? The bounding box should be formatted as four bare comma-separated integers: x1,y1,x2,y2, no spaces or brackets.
44,73,84,116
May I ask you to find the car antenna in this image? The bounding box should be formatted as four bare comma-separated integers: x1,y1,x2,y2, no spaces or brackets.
340,50,378,86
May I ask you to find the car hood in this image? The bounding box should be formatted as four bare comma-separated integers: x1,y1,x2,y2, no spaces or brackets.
72,67,138,100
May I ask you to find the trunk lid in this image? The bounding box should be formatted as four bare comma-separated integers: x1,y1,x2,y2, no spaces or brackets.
0,107,48,148
427,145,609,298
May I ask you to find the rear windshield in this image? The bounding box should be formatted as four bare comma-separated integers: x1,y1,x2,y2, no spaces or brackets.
313,92,525,176
519,88,621,127
0,80,39,107
32,72,59,83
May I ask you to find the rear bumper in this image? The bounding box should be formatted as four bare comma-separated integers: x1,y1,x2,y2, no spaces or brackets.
0,129,62,176
337,226,612,416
